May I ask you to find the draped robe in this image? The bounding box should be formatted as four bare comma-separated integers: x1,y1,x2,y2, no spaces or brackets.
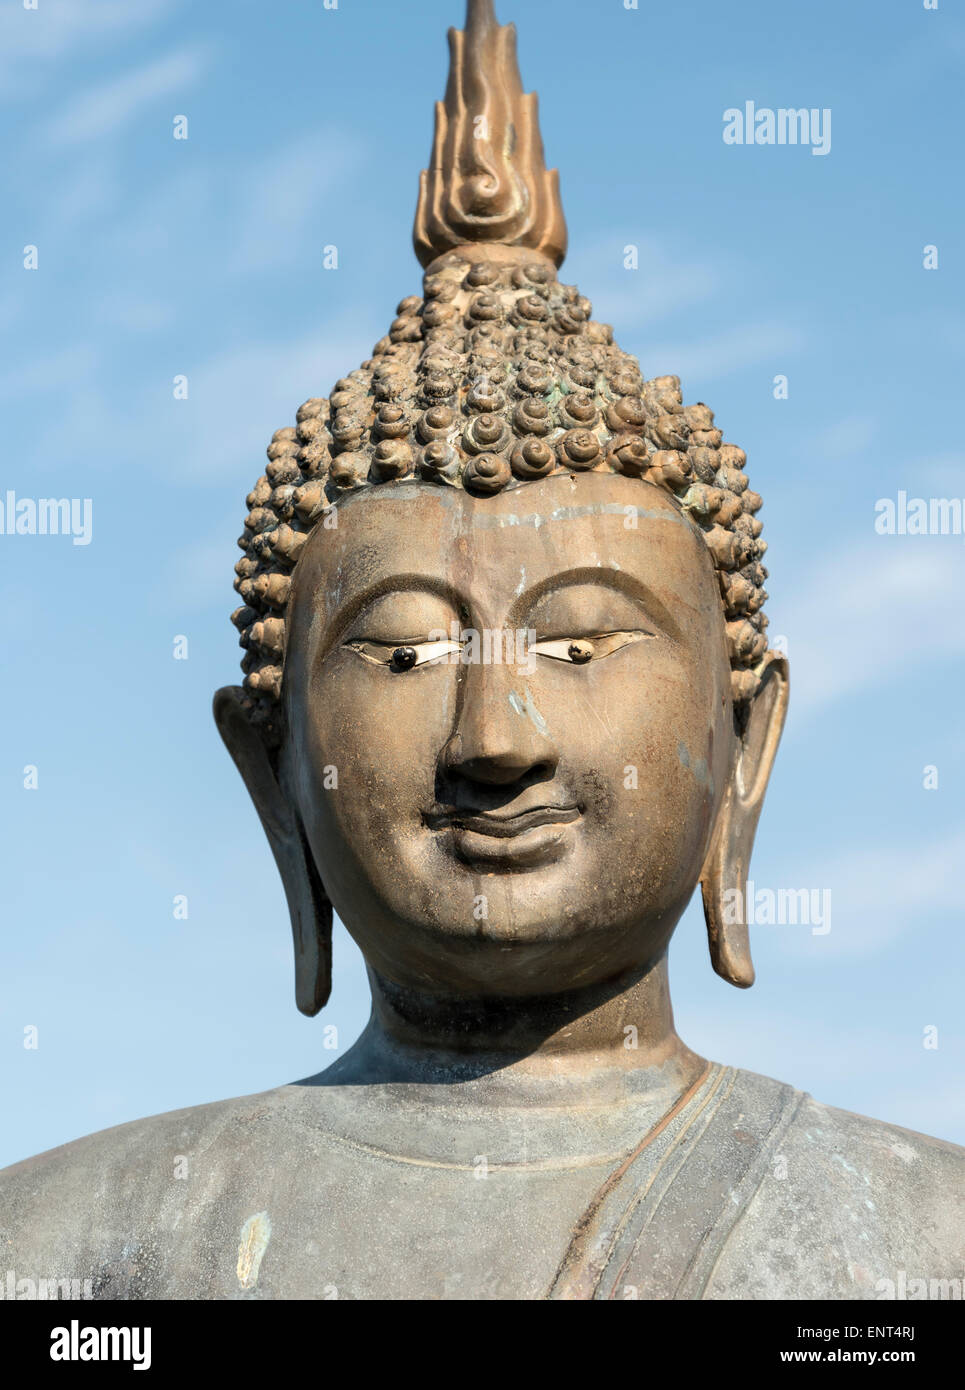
2,1064,962,1300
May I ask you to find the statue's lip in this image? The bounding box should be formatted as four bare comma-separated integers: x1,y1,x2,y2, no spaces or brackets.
424,805,581,838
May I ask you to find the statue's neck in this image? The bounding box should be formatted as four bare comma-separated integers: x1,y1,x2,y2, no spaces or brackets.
323,955,706,1107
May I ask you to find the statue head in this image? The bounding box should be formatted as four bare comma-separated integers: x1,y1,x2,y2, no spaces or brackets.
214,0,788,1020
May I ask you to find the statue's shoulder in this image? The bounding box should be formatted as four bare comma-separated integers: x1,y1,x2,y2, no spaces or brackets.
0,1084,346,1297
728,1062,965,1174
2,1088,275,1192
709,1067,965,1299
780,1080,965,1207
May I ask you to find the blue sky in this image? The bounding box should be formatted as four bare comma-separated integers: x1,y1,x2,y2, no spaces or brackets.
2,0,963,1168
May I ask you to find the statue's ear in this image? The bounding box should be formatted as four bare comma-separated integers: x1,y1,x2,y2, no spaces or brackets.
699,654,789,988
213,686,332,1016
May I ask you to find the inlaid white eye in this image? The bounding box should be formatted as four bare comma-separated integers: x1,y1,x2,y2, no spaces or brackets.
346,639,461,671
531,631,651,664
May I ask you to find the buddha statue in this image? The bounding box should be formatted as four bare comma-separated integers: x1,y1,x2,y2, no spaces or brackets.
2,0,962,1301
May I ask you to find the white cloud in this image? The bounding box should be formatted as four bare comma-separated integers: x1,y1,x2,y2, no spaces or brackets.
678,1003,903,1089
99,165,210,259
228,129,364,274
677,1000,965,1142
642,321,805,384
43,46,208,147
93,295,176,334
811,414,877,458
911,453,965,494
159,511,239,613
880,1081,965,1147
0,343,99,399
778,542,965,716
565,236,804,387
773,825,965,960
49,158,119,226
0,0,179,91
572,236,720,331
880,20,965,88
161,322,380,481
11,320,378,490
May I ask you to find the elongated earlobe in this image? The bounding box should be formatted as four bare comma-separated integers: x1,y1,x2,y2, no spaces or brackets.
213,686,332,1015
700,654,789,987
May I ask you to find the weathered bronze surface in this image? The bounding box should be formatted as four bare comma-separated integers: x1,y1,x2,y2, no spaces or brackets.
2,0,962,1300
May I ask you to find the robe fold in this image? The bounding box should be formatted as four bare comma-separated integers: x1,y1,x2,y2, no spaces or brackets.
2,1066,962,1300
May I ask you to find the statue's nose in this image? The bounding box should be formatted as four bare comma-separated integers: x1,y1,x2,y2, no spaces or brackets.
442,661,559,787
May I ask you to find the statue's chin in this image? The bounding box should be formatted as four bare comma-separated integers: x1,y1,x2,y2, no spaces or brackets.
328,873,685,1003
314,806,697,996
358,920,675,1003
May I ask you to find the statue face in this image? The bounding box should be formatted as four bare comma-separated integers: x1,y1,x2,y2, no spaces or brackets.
282,470,735,997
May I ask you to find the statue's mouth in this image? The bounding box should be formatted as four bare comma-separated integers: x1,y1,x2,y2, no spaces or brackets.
423,803,582,870
424,804,581,837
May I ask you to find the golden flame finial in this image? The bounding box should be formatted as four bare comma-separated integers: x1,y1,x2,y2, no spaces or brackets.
413,0,567,269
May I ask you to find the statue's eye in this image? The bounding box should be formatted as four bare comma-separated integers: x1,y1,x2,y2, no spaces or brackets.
531,631,651,664
345,639,461,671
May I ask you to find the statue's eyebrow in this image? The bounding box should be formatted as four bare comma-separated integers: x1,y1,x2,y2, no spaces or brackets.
316,574,462,662
508,567,684,646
